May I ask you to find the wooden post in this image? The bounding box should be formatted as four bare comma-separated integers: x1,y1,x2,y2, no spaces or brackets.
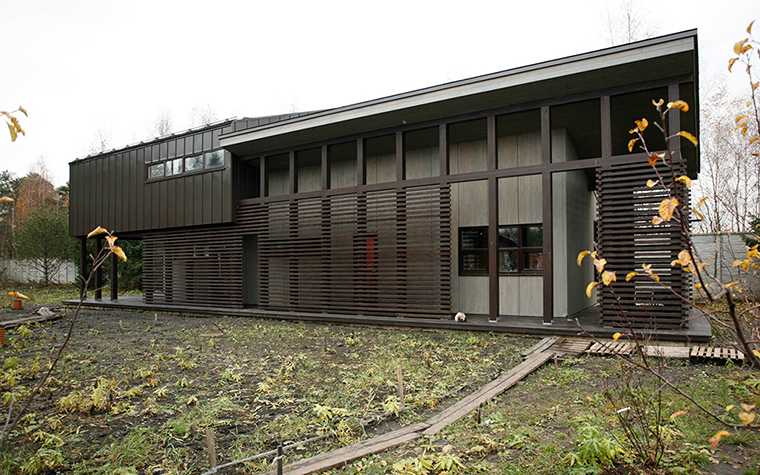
79,237,87,299
110,251,118,301
206,427,217,469
94,236,103,301
397,366,404,408
277,444,283,475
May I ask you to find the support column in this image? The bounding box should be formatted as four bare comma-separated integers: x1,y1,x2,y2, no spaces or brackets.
541,106,553,325
487,116,499,323
79,237,87,299
110,252,118,301
94,236,103,301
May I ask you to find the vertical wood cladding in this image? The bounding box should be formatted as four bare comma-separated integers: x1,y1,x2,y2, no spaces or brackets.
596,157,690,329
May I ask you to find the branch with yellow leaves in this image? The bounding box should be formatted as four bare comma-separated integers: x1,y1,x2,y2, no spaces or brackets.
0,227,127,446
1,106,27,142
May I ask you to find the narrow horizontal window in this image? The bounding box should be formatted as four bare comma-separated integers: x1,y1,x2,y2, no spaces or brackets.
166,158,183,176
205,151,224,168
148,163,165,179
185,155,203,171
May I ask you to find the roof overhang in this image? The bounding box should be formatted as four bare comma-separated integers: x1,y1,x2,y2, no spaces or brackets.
220,30,698,158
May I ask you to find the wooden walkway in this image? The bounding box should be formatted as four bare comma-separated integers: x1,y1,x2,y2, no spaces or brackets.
260,345,557,475
253,336,747,475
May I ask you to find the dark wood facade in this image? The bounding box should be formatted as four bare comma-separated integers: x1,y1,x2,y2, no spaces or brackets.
70,31,700,331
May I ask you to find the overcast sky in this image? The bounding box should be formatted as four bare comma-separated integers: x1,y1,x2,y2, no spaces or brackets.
0,0,756,186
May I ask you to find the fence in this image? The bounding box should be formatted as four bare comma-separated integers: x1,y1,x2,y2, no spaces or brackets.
692,233,760,296
0,259,77,285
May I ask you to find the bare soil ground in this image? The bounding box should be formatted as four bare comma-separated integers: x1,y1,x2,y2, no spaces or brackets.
0,304,758,475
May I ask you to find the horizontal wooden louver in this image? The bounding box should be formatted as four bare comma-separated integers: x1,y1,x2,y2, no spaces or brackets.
596,157,690,329
143,229,243,307
237,184,452,318
143,184,452,317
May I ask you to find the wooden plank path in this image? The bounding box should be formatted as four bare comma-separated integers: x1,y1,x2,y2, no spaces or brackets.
261,343,557,475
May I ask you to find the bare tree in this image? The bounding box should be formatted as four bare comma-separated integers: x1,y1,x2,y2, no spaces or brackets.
189,104,218,127
602,0,660,46
693,87,760,232
86,124,112,155
152,108,174,137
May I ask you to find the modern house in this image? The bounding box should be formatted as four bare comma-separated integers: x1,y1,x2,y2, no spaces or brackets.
69,30,699,333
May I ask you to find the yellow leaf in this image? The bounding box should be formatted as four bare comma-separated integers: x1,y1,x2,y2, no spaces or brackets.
697,197,708,208
594,258,607,273
642,263,652,272
691,209,704,221
112,246,128,262
577,250,590,266
741,403,756,412
635,118,648,132
626,272,638,281
659,197,679,221
650,274,660,282
669,410,687,420
735,39,748,55
6,291,30,300
628,138,638,152
612,332,623,341
695,283,703,290
602,271,617,286
726,281,740,289
652,99,664,107
18,106,27,117
727,405,736,412
736,114,748,123
709,430,731,448
753,349,760,358
733,260,744,267
667,100,689,112
648,152,663,167
87,226,108,238
106,235,118,248
697,263,709,272
652,216,664,225
586,281,598,298
739,412,755,425
676,250,692,266
646,179,658,188
741,44,752,54
743,260,750,272
0,196,14,202
749,20,755,34
677,131,698,146
675,175,692,189
729,57,738,72
7,122,17,142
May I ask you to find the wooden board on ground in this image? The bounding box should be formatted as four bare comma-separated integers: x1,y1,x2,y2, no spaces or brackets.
550,339,591,358
587,341,635,356
422,350,555,435
0,312,64,329
521,337,558,358
642,346,690,359
258,347,557,475
260,422,430,475
690,346,745,361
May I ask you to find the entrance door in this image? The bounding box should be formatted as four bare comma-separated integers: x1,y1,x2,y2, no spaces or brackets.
243,235,259,306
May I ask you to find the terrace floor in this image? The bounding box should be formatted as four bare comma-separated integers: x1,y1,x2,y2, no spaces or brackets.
62,294,712,343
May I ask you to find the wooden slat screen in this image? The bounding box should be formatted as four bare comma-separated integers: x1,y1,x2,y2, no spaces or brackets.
237,184,452,317
596,158,690,329
143,229,243,307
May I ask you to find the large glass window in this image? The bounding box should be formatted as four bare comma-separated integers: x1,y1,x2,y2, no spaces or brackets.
459,225,543,275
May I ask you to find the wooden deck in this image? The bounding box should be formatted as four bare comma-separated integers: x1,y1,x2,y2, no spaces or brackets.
63,295,712,343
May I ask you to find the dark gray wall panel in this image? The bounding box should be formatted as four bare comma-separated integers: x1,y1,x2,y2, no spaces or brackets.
69,121,236,236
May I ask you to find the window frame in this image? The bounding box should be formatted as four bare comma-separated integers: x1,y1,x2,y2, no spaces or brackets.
458,224,543,276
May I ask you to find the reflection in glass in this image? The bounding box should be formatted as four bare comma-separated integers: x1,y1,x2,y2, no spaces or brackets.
499,251,518,272
185,155,203,171
166,158,183,176
149,163,165,178
205,151,224,168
